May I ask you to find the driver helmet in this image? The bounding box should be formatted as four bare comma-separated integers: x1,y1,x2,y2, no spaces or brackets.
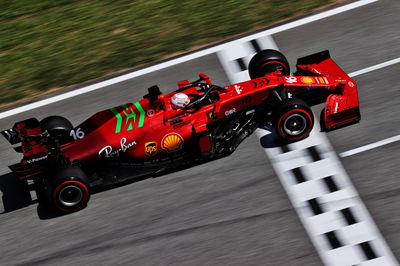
171,93,190,109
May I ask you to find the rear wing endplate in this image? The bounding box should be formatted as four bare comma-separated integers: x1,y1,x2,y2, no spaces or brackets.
1,128,20,145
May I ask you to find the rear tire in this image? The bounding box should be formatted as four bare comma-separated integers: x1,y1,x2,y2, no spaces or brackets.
40,116,73,138
49,167,90,213
273,98,314,141
248,49,290,79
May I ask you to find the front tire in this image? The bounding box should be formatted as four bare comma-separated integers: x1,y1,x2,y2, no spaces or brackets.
50,167,90,213
248,49,290,79
273,98,314,141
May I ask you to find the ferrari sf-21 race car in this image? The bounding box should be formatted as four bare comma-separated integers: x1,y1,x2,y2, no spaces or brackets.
2,49,360,213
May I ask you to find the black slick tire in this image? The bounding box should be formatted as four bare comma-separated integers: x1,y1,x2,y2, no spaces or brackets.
49,166,90,213
248,49,290,79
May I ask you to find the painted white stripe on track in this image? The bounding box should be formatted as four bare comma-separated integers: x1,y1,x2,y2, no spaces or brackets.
0,0,379,120
337,56,400,157
349,57,400,77
217,35,398,265
340,134,400,157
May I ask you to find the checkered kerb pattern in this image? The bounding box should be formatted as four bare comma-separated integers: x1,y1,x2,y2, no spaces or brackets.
282,144,379,263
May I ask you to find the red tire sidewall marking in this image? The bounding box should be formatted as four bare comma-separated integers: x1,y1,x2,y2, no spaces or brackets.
277,108,313,141
52,180,89,212
260,60,288,75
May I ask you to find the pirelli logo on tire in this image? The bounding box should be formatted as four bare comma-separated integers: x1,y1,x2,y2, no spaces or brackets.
145,141,157,156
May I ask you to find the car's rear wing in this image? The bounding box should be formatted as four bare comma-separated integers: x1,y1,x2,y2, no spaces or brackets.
1,118,47,156
2,118,49,178
296,50,361,131
1,127,20,145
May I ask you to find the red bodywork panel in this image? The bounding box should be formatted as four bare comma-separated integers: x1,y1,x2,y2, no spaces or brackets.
295,51,360,130
3,51,360,180
7,118,48,178
62,77,275,163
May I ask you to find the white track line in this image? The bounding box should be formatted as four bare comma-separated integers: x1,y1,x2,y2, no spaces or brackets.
0,0,379,120
340,134,400,157
335,57,400,157
349,57,400,77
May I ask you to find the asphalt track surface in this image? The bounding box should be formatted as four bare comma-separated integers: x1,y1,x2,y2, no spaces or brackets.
0,0,399,265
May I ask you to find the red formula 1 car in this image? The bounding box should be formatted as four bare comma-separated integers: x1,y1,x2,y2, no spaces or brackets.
2,50,360,213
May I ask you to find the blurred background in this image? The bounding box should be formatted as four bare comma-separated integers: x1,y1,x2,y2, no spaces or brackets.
0,0,332,106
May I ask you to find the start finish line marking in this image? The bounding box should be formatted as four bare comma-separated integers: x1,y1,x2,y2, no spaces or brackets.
216,34,398,265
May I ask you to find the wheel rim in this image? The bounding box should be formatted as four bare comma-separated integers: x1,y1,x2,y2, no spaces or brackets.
283,113,307,136
58,185,83,207
268,63,285,73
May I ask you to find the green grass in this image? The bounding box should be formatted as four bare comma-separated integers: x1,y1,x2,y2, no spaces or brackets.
0,0,334,105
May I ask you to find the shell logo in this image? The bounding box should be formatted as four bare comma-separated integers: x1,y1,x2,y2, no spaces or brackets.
162,133,184,152
301,77,314,84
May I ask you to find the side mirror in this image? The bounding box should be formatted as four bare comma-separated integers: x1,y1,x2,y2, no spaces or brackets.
143,85,162,102
198,73,212,84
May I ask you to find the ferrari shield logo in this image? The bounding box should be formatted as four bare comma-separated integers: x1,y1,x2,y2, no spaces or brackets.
145,142,157,156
